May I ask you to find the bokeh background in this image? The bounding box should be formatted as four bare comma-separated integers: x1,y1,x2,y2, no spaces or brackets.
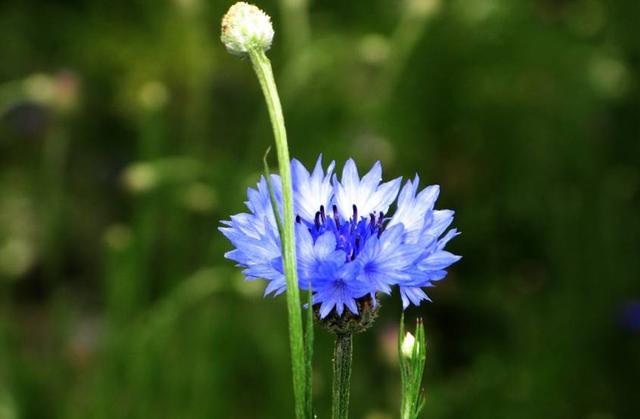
1,0,639,418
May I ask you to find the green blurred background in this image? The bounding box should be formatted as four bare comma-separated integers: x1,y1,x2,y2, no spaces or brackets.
1,0,638,418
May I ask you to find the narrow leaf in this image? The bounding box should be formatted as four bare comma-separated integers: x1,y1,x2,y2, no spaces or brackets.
263,147,284,238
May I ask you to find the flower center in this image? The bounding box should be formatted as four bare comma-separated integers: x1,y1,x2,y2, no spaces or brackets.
296,204,386,262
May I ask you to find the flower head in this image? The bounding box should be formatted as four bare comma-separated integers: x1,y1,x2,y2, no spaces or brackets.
220,156,460,318
221,2,274,56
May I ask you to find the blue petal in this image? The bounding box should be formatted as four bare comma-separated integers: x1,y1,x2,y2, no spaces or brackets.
312,259,368,318
368,177,402,215
420,250,462,270
264,276,287,296
296,226,345,290
400,286,432,309
334,159,401,220
356,224,421,293
437,228,460,250
292,156,335,222
359,161,382,192
340,159,360,194
389,180,440,243
427,209,455,237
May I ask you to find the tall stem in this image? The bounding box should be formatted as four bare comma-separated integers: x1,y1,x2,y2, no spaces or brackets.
332,333,353,419
248,48,306,419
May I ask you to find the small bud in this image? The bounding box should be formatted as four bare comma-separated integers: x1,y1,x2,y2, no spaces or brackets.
221,2,274,56
401,332,417,359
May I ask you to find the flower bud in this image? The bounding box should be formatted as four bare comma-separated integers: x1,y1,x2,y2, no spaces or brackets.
221,2,274,56
401,332,417,359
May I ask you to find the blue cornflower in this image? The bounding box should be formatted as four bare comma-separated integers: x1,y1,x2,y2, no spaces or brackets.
220,156,460,318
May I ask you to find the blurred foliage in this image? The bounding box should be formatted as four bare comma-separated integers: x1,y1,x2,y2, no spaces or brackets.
1,0,639,418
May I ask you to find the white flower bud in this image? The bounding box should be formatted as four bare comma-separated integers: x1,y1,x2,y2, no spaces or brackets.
221,2,274,56
401,332,417,359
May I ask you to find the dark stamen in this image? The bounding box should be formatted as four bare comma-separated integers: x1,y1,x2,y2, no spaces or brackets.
295,215,301,224
320,205,326,223
333,204,340,228
377,211,386,237
352,204,358,222
314,211,321,229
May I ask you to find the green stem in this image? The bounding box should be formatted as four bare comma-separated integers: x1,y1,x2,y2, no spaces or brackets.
248,48,306,419
332,333,353,419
